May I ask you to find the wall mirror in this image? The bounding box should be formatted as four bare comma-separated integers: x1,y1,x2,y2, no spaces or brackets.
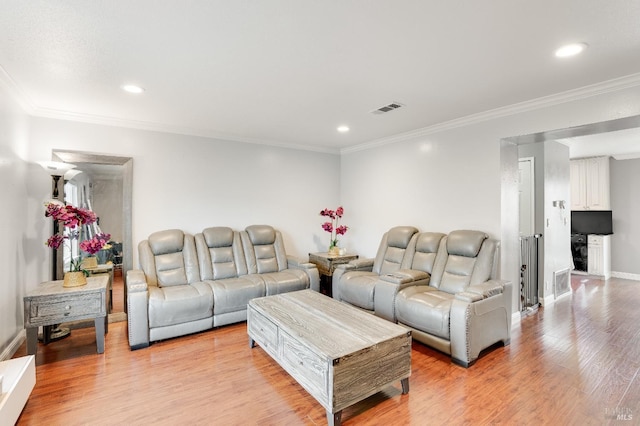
52,150,132,320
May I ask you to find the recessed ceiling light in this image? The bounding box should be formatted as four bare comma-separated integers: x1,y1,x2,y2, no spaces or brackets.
122,84,145,94
337,126,350,133
554,43,588,58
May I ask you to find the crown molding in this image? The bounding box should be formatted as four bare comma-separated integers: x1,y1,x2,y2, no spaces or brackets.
30,106,340,155
0,66,339,155
4,63,640,157
0,64,36,114
341,72,640,155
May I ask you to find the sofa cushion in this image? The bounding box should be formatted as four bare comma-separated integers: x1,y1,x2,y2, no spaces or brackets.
245,225,276,245
411,232,445,274
387,226,418,248
202,227,234,248
396,287,453,340
446,230,487,257
148,282,213,328
148,229,185,255
206,276,265,315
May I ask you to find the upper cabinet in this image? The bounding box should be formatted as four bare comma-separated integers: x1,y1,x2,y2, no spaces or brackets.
570,156,610,211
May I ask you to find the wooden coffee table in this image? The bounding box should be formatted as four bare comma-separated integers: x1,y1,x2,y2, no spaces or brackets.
248,290,411,426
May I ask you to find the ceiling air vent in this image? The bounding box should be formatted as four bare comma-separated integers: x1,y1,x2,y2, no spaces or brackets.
371,102,404,115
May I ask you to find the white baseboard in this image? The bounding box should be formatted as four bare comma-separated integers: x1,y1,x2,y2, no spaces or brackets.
611,271,640,281
0,330,26,362
541,294,556,307
511,311,521,327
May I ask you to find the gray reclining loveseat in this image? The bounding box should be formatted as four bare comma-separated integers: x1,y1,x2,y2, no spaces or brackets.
333,229,512,367
127,225,319,349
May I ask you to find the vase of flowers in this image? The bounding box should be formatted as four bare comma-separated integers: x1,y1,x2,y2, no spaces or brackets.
320,206,349,255
44,200,111,287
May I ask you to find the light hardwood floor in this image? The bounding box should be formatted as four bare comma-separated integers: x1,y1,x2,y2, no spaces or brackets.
12,275,640,425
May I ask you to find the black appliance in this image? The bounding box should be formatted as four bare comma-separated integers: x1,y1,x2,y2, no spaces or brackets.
571,210,613,235
571,234,588,272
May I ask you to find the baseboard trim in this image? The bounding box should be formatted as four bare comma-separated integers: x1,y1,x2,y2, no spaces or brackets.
0,330,26,361
541,294,556,307
611,271,640,281
511,311,521,327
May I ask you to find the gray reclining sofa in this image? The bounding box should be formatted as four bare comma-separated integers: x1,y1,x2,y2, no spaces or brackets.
333,228,512,367
127,225,319,349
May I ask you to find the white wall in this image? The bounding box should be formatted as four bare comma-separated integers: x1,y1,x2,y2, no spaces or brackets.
0,87,31,357
542,141,571,299
27,117,342,266
341,85,640,315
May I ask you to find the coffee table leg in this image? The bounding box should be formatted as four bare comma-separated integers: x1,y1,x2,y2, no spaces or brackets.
95,317,105,354
327,410,341,426
401,378,410,394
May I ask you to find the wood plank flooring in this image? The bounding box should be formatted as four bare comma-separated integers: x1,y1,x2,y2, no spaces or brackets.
12,275,640,425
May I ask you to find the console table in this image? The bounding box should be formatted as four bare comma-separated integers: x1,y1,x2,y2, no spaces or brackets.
308,252,358,297
23,275,109,357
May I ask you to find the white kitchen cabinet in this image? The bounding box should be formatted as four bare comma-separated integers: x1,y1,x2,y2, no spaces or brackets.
570,156,610,210
587,234,611,279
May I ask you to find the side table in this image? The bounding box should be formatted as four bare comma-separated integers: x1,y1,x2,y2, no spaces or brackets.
23,275,109,357
308,252,358,297
85,263,114,313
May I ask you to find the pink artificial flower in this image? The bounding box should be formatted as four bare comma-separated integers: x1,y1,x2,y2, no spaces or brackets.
335,225,349,236
320,208,335,219
46,234,67,249
80,233,112,255
322,222,333,233
335,206,344,218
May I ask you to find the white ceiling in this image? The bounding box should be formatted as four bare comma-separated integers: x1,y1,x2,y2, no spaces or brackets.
2,1,640,153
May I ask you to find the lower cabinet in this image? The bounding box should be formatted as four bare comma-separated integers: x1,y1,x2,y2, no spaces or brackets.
587,235,611,279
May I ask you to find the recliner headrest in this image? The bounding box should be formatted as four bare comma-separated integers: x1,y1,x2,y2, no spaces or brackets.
202,227,234,248
387,226,419,248
447,230,487,257
416,232,445,253
148,229,185,255
246,225,276,245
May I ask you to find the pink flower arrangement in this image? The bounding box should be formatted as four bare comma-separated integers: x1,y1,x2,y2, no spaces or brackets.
44,200,110,271
320,206,349,249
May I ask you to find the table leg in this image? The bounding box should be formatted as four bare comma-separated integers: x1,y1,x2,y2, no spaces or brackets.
26,327,38,355
401,377,410,394
95,316,106,354
327,410,341,426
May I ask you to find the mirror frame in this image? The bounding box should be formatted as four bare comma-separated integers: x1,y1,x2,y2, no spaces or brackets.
51,150,133,290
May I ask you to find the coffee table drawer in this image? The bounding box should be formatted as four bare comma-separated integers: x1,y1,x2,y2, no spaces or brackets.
27,294,103,326
280,330,329,401
248,308,279,354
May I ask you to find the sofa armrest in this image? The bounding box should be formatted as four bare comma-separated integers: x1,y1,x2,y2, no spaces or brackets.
287,256,320,292
450,280,512,366
375,269,431,321
335,258,374,272
126,269,150,350
127,269,148,293
381,269,430,284
460,279,505,300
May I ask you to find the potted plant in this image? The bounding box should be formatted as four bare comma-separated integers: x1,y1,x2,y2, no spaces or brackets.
44,200,110,287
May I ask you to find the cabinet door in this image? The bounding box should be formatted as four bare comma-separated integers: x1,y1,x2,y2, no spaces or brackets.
570,159,587,210
587,235,603,276
585,157,610,210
